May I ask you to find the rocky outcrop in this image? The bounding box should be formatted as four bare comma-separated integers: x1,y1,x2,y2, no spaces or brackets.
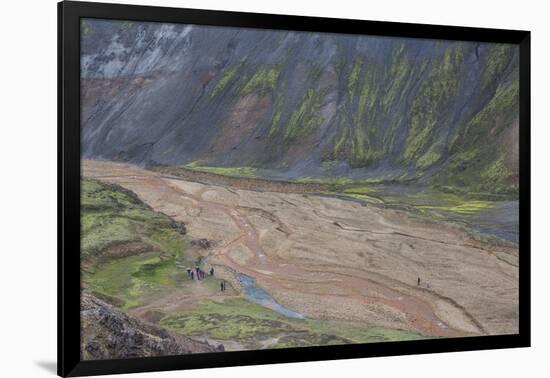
190,238,214,250
80,292,221,360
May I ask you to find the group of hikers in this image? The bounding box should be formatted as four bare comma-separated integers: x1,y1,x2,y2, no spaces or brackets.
186,266,215,280
186,265,227,292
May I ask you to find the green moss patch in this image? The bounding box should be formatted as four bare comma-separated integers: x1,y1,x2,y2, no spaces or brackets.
303,318,427,344
211,63,243,97
161,299,295,340
241,65,281,96
161,298,426,349
347,57,364,98
184,161,257,178
283,89,324,141
161,299,294,341
84,253,181,309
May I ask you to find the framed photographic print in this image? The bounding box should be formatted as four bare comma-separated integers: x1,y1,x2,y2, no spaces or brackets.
58,1,530,376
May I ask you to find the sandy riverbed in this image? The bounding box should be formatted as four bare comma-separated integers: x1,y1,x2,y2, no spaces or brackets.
83,160,519,337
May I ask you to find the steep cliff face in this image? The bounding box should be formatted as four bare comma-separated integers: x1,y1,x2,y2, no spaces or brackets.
81,19,519,194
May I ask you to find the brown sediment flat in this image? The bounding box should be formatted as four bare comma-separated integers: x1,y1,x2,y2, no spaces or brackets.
83,160,519,338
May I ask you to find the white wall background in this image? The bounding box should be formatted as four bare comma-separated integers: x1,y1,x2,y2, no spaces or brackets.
0,0,547,376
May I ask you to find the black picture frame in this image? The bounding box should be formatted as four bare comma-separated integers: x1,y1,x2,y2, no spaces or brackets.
58,1,531,376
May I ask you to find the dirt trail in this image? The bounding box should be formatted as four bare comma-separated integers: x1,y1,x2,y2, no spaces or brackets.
83,160,519,337
128,282,239,320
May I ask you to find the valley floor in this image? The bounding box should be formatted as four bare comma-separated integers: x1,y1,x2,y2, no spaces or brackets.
81,159,519,353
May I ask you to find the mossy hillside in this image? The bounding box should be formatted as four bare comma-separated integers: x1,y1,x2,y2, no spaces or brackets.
212,43,517,196
416,142,445,169
322,42,517,183
160,298,426,348
83,253,180,309
335,45,428,167
435,73,519,195
265,42,518,194
81,178,197,309
408,44,517,192
450,70,518,153
480,153,516,190
283,89,324,141
184,43,515,198
480,44,516,90
404,44,464,167
81,179,188,262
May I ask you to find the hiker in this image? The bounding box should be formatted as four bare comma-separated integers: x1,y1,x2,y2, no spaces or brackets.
186,267,191,277
190,270,194,280
417,277,421,286
220,281,224,292
210,267,215,276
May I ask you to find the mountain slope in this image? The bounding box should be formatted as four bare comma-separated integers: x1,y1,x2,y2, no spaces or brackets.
81,19,519,195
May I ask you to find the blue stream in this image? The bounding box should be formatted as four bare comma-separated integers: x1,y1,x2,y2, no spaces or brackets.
236,273,304,319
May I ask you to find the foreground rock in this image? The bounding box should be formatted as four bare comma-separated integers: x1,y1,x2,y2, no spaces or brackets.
80,292,222,360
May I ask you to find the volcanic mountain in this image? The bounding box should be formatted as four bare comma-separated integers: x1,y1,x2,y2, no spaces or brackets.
80,19,519,194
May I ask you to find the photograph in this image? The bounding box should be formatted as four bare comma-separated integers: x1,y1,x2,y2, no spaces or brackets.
79,17,519,360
